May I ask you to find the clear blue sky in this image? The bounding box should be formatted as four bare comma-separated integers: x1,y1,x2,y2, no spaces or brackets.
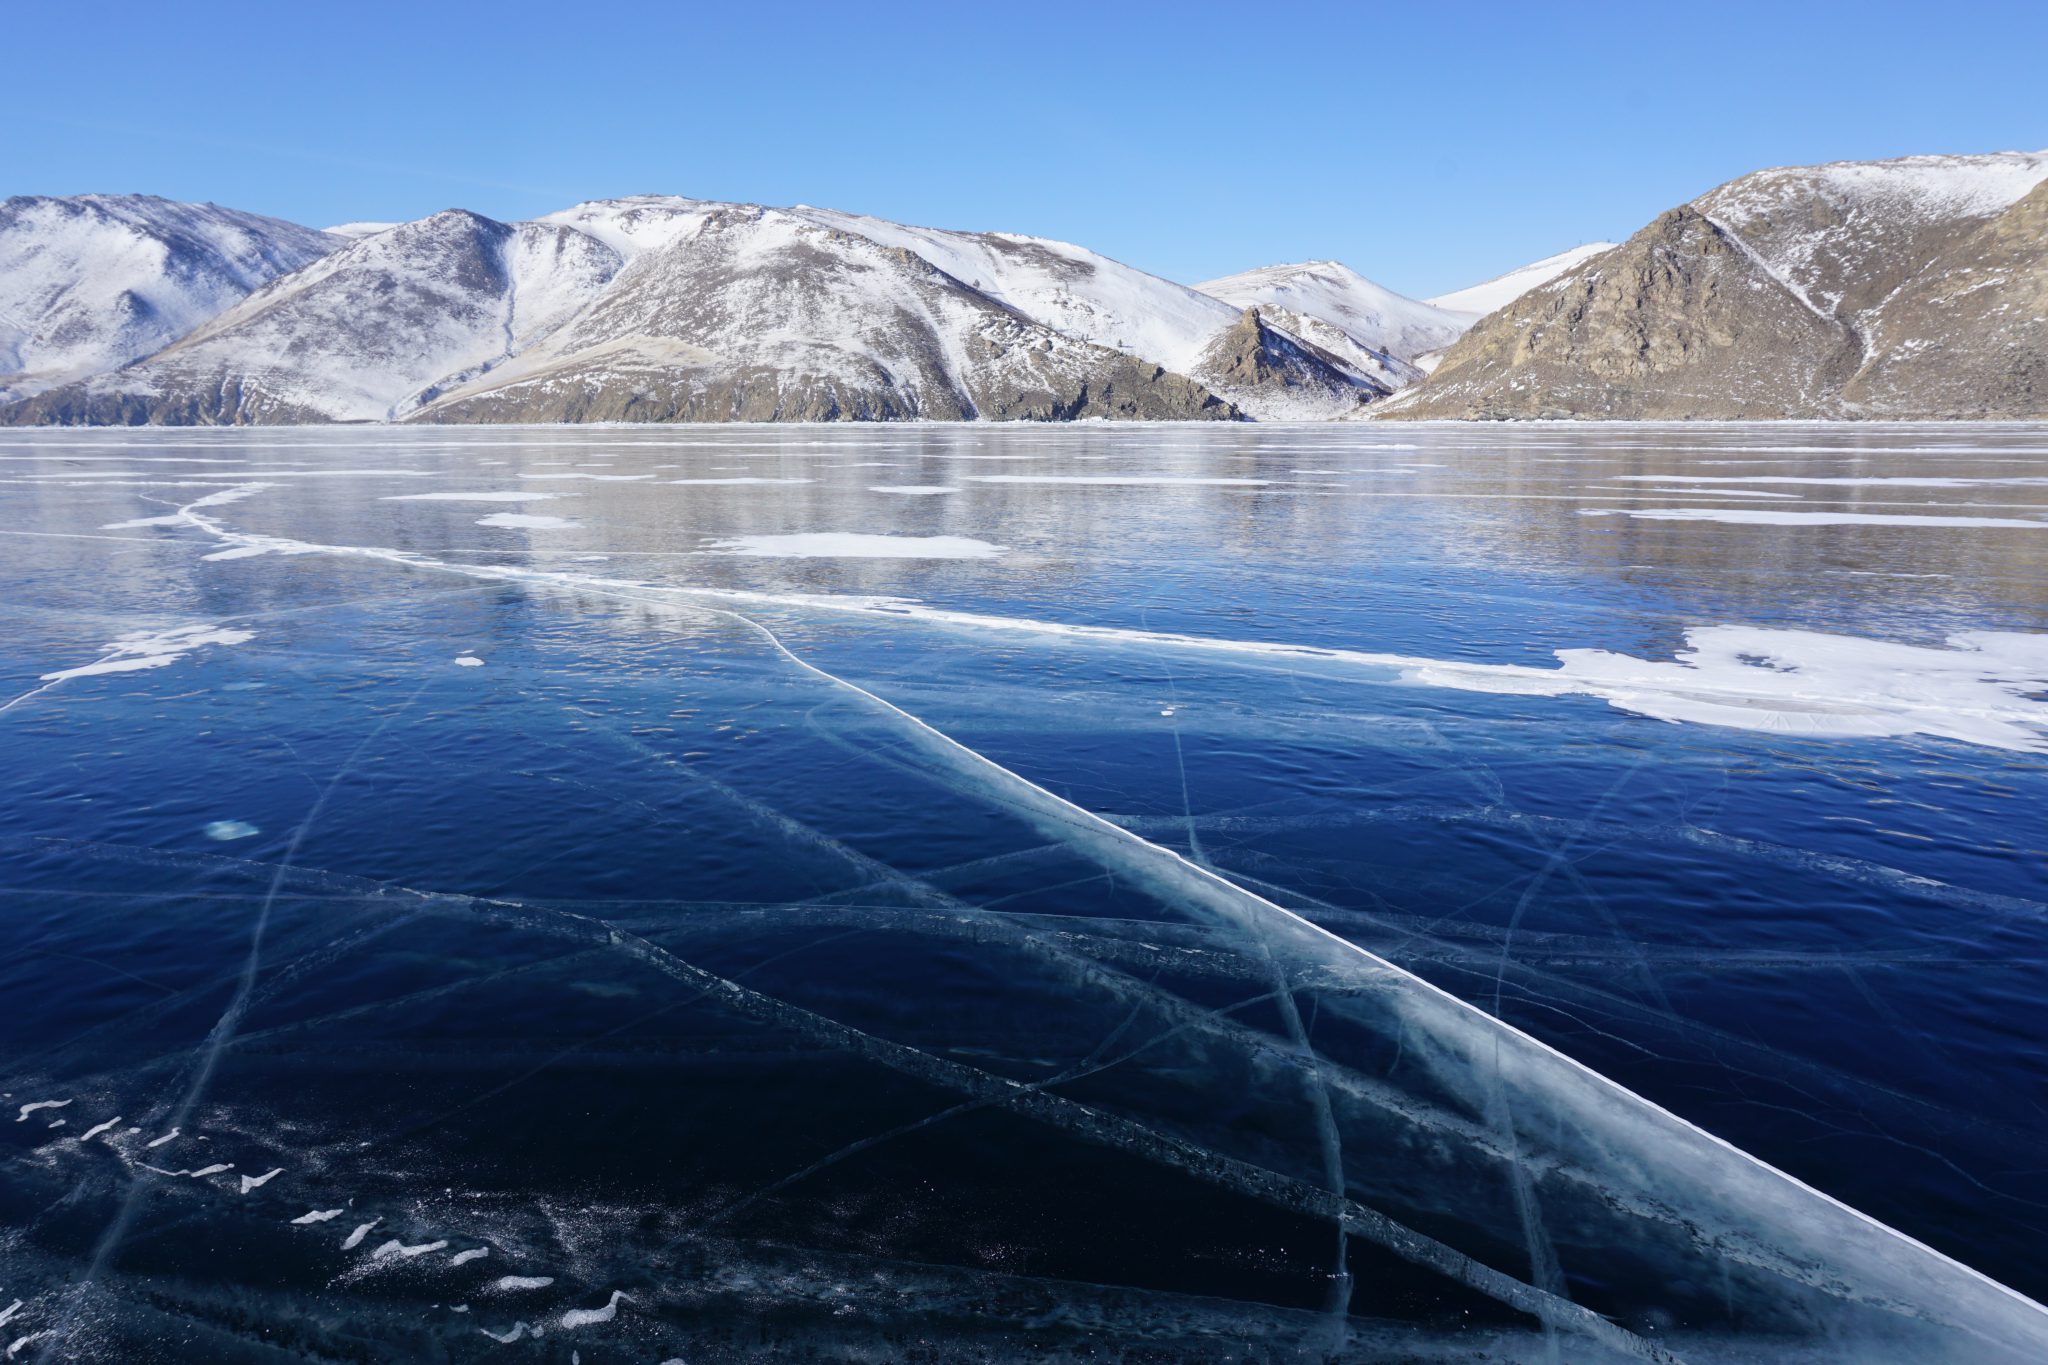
16,1,2047,297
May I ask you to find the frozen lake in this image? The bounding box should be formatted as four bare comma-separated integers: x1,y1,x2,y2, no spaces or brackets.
3,423,2047,1361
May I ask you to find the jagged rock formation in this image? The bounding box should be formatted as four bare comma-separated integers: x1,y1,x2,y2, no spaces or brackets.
1187,306,1391,419
0,195,340,402
1379,151,2048,420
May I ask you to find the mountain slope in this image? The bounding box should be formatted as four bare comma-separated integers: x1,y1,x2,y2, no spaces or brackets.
1379,151,2048,420
412,204,1234,423
1195,260,1468,365
9,209,623,424
0,195,340,402
1425,243,1617,316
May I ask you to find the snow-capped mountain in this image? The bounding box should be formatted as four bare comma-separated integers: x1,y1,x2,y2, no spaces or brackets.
6,194,1381,425
1381,150,2048,420
1424,242,1617,316
0,194,340,402
10,209,624,423
1195,261,1469,372
413,202,1232,423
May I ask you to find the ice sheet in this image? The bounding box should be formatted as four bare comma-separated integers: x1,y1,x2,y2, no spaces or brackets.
702,533,1006,559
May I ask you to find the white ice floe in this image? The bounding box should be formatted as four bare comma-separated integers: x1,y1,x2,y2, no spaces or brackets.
490,1276,554,1292
204,820,260,841
238,1168,283,1193
38,624,256,683
291,1208,344,1224
449,1248,489,1266
341,1219,379,1250
481,1322,540,1343
143,1128,180,1147
78,1116,120,1141
381,490,573,502
15,1100,69,1122
454,655,485,667
476,513,580,529
1581,508,2048,529
140,1163,233,1178
703,533,1005,559
869,484,958,495
559,1291,630,1329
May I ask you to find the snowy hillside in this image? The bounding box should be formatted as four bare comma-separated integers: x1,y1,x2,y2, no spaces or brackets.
1383,149,2048,420
13,210,624,423
1425,242,1617,316
1195,261,1469,365
415,204,1233,423
0,195,340,401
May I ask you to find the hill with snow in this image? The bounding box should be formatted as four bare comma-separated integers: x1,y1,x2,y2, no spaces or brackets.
0,195,340,402
1381,150,2048,420
1425,243,1617,316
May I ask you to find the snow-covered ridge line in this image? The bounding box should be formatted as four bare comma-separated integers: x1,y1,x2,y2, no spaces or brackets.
4,190,1604,426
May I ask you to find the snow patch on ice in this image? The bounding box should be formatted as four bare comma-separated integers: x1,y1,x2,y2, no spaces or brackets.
1405,626,2048,750
39,624,256,682
559,1291,630,1329
476,513,579,529
869,484,958,495
490,1276,555,1292
15,1100,69,1122
205,820,260,841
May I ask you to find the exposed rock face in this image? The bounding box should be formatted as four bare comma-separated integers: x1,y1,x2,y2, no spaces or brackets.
1380,151,2048,420
0,195,340,402
1187,307,1388,419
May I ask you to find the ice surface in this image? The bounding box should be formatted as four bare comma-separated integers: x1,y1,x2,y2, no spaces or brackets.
869,485,958,495
703,533,1006,559
15,1100,69,1121
8,426,2048,1363
1583,507,2048,528
381,490,574,502
204,820,260,841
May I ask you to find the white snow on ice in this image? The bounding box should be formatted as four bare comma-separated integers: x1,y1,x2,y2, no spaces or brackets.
476,513,580,530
